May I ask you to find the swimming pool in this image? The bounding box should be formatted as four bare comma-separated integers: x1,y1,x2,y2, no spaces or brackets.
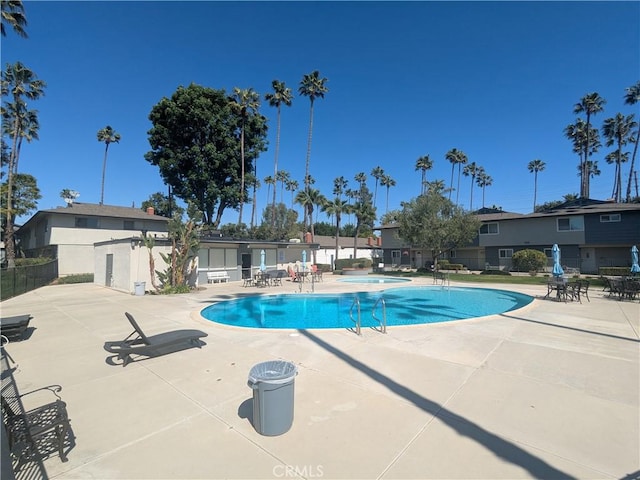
338,277,411,284
200,286,533,329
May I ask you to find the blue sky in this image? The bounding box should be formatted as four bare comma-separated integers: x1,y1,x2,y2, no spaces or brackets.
3,1,639,226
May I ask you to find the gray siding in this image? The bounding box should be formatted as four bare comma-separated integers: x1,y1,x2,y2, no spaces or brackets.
584,211,640,244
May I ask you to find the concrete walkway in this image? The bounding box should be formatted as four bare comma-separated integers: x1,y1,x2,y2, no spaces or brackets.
1,276,638,480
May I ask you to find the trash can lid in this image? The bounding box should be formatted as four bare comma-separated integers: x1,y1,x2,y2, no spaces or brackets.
248,360,297,384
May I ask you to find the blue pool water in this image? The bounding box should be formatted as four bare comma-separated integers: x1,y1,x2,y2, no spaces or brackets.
201,287,533,329
338,277,411,284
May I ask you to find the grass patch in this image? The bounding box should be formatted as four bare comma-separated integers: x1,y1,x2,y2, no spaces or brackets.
56,273,94,284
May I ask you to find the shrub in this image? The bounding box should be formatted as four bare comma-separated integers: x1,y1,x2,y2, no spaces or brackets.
57,273,94,284
599,266,632,276
334,258,373,270
479,269,512,275
512,249,547,272
15,257,54,266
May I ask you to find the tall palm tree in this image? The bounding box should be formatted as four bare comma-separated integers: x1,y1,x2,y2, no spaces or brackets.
415,155,433,195
476,169,492,208
295,187,323,255
96,125,121,205
299,70,328,191
333,175,348,200
624,81,640,201
527,159,546,212
285,178,298,210
462,161,480,210
380,173,396,213
354,171,367,190
3,102,38,173
264,80,292,224
574,92,606,198
249,174,260,229
322,197,351,270
231,87,260,226
565,119,601,196
445,148,467,203
1,0,27,37
263,175,275,206
276,169,290,204
1,61,45,267
602,113,636,202
370,166,384,207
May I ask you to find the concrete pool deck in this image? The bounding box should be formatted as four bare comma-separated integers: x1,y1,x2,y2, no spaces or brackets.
1,276,638,479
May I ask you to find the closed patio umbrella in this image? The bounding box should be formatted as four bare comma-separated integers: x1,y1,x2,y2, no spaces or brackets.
631,245,640,275
260,249,266,272
552,244,564,277
302,250,307,271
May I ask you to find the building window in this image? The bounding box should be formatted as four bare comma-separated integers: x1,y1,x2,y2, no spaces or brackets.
449,250,456,259
75,217,98,228
600,214,620,223
544,248,552,258
123,220,135,230
499,249,513,258
557,216,584,231
479,223,498,235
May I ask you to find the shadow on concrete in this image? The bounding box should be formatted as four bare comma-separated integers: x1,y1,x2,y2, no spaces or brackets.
502,313,640,343
298,329,576,479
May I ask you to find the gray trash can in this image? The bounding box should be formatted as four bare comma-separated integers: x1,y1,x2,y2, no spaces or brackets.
134,281,146,296
248,360,297,436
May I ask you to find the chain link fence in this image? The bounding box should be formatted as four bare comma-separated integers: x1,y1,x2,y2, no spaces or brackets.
1,260,58,301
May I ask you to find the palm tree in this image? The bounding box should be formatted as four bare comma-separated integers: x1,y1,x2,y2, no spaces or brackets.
1,0,27,37
322,197,351,270
565,119,601,196
276,170,290,204
263,175,275,206
333,175,348,200
299,70,328,191
264,80,293,224
3,103,38,173
415,155,433,195
578,160,601,186
624,81,640,201
231,87,260,226
285,178,298,210
370,166,384,207
426,179,447,195
445,148,468,203
527,159,546,211
1,61,45,267
574,92,606,198
476,169,492,208
602,113,636,202
354,172,367,190
462,162,480,210
249,174,260,229
295,187,323,257
380,174,396,213
96,125,121,205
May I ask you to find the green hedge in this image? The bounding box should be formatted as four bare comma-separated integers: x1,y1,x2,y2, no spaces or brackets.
599,266,634,276
479,269,512,276
57,273,94,284
335,258,373,270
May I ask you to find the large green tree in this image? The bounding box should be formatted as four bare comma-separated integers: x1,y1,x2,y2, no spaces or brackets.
145,83,267,227
1,172,40,230
141,192,184,219
264,80,293,225
1,61,45,268
96,125,120,205
396,190,480,270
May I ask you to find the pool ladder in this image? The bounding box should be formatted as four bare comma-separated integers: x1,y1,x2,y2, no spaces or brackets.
349,296,387,336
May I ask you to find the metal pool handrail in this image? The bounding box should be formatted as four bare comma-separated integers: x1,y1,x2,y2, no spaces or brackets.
372,297,387,334
349,296,361,336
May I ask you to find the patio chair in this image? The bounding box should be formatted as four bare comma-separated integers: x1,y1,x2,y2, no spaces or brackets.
104,312,208,366
578,279,590,302
1,385,72,467
272,270,285,286
287,267,299,282
0,314,33,339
